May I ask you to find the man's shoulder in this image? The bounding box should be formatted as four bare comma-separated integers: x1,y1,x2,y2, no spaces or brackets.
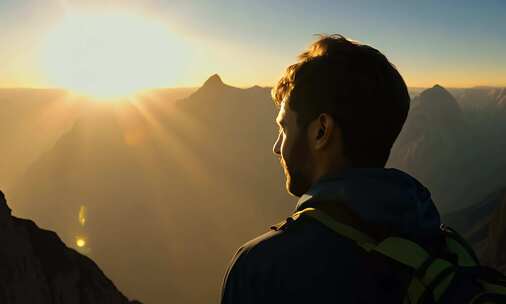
221,216,376,303
234,216,366,270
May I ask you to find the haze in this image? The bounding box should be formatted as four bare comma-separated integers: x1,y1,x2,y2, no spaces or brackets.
0,1,505,303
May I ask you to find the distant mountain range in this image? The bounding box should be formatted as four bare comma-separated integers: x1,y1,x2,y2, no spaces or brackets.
1,77,505,302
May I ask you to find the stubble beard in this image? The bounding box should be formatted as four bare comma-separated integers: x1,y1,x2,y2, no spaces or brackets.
280,158,292,192
280,155,311,198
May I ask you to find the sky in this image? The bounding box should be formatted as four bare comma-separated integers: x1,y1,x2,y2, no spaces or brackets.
0,0,505,91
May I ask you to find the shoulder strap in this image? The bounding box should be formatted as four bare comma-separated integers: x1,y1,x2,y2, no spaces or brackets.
442,225,480,266
294,207,377,250
296,207,458,304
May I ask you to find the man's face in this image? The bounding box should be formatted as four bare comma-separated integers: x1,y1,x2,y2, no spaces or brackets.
273,101,313,197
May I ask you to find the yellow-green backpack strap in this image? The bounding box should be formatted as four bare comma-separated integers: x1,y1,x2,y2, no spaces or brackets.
296,208,458,304
443,225,480,266
373,237,429,268
374,237,456,303
295,207,377,251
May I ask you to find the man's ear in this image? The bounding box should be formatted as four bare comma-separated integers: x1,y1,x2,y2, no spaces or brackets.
308,113,335,150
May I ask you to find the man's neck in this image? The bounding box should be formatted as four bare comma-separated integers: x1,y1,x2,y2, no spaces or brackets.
311,161,352,187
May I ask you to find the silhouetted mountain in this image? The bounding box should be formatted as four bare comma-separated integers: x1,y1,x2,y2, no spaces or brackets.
0,89,82,190
188,74,237,101
0,191,141,303
415,84,462,116
0,87,197,192
202,73,225,88
389,85,466,211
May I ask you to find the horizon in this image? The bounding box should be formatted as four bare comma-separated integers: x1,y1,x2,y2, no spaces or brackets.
1,72,505,92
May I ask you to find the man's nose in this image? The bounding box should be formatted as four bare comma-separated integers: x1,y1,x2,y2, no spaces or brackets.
273,133,281,156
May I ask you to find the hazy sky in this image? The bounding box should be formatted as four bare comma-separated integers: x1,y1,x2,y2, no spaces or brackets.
1,0,505,90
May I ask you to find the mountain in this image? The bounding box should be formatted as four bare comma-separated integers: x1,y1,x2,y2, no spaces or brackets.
9,75,292,304
189,73,230,99
453,87,506,111
388,84,506,213
388,85,466,211
415,84,462,117
444,187,506,274
0,191,141,303
0,89,81,190
0,87,196,193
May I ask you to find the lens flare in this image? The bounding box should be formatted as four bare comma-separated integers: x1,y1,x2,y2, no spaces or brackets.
76,237,86,248
78,205,87,226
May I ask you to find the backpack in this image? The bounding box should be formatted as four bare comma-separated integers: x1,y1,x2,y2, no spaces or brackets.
289,207,506,304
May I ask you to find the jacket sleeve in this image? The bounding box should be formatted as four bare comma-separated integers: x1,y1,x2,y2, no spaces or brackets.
220,246,253,304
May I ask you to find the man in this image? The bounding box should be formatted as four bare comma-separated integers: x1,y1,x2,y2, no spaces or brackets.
220,34,442,303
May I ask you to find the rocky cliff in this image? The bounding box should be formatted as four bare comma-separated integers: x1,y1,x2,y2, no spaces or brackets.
0,191,141,304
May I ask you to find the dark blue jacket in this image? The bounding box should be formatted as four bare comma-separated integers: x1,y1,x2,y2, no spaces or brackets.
221,168,442,303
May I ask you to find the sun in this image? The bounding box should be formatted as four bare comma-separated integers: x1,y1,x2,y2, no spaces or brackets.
41,11,186,99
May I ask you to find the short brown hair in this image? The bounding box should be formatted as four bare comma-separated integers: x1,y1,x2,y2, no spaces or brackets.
272,34,410,167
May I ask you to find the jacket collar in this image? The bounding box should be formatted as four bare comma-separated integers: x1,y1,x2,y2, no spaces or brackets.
294,168,442,242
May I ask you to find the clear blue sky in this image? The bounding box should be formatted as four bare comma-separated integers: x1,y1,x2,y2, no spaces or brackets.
1,0,505,89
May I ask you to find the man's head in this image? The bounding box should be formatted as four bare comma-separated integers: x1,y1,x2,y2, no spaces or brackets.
272,34,410,197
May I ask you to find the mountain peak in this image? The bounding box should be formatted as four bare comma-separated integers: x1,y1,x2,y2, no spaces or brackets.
414,84,461,120
429,84,451,94
187,74,231,99
420,84,455,102
202,74,224,88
